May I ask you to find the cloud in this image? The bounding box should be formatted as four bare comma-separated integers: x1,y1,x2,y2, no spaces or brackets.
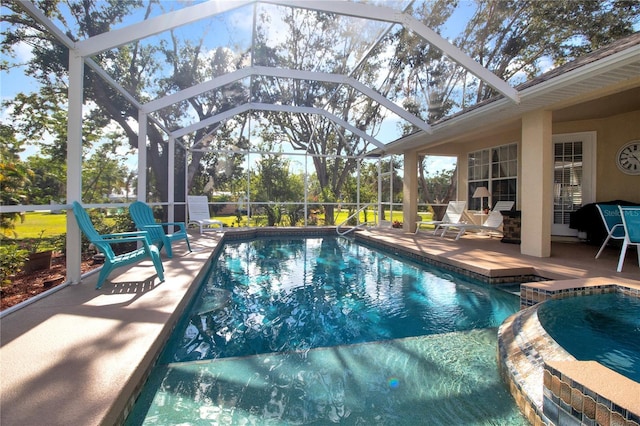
13,39,35,63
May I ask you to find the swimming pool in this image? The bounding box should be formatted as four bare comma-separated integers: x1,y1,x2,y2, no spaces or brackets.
537,292,640,383
125,236,528,425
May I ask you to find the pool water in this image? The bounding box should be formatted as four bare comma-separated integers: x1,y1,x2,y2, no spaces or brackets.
125,236,528,425
537,292,640,383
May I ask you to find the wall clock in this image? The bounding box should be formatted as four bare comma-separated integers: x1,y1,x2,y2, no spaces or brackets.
616,140,640,175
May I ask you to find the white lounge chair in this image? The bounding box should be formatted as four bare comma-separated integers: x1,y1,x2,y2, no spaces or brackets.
187,195,224,233
436,201,514,240
415,201,466,234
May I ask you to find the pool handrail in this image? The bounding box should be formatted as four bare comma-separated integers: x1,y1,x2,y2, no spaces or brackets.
336,204,377,236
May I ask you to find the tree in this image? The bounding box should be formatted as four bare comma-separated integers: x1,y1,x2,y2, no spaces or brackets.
2,1,260,219
386,0,640,122
250,148,305,226
157,44,251,213
418,158,457,205
0,125,32,236
81,143,132,203
24,155,66,205
455,0,640,102
383,1,460,127
251,6,408,224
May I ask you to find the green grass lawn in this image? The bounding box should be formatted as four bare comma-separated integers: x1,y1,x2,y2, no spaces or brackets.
12,212,68,239
11,209,425,238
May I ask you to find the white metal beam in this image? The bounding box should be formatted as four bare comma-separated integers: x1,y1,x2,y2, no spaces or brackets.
172,102,386,150
51,0,516,145
85,59,144,110
264,0,395,22
173,104,252,138
402,14,519,103
168,137,175,224
137,112,148,201
142,68,252,113
76,0,254,56
255,66,432,132
18,1,77,49
19,1,172,137
84,52,171,136
143,66,432,132
269,0,520,104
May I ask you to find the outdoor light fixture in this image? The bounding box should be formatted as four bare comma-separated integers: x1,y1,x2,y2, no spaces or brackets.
472,186,491,212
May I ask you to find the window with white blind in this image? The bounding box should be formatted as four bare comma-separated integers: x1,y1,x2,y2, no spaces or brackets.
468,143,517,210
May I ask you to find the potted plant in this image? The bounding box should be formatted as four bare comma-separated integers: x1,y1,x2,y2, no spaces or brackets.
23,230,54,273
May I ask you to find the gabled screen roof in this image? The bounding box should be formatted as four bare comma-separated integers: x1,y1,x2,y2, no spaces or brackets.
21,0,520,153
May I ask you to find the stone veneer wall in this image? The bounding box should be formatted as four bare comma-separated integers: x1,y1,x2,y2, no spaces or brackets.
520,282,640,310
501,282,640,426
220,226,337,241
543,361,640,426
497,305,567,425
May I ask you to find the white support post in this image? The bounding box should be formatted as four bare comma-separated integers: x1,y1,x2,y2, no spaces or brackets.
403,151,419,233
185,141,189,223
389,156,394,221
168,137,175,225
66,51,84,285
137,112,147,202
304,152,308,226
246,152,251,226
356,158,361,222
377,158,383,222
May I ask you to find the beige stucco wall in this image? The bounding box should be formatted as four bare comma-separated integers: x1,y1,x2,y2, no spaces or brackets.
421,110,640,208
554,110,640,203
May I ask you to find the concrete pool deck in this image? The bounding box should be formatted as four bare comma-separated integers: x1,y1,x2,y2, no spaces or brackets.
1,227,639,425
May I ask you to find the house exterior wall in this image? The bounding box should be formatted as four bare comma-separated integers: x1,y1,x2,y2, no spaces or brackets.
406,106,638,257
554,110,640,203
445,110,640,212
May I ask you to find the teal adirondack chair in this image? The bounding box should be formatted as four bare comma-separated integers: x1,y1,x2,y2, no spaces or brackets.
72,202,165,289
129,201,192,258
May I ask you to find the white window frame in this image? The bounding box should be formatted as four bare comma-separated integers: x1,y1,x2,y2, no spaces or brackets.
468,142,518,210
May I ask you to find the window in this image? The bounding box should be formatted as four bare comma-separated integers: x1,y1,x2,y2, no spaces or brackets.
468,143,517,210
